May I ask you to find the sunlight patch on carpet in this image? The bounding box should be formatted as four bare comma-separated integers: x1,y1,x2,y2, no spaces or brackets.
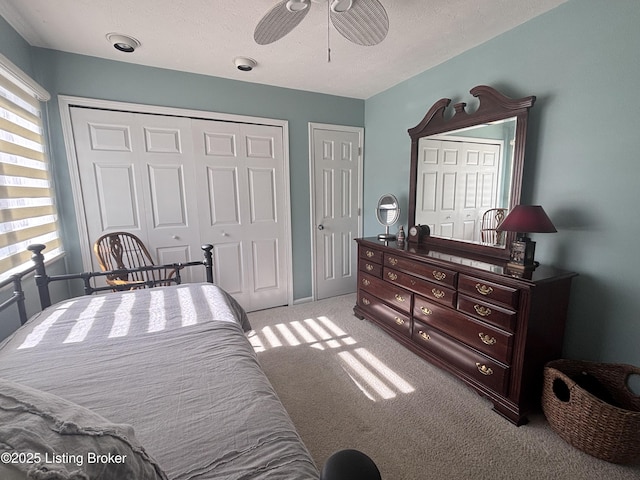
354,348,415,394
248,313,415,401
261,326,282,348
339,351,396,400
303,318,332,340
290,321,318,344
275,323,301,346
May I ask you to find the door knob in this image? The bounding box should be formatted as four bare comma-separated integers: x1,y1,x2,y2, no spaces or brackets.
317,224,324,230
172,235,179,240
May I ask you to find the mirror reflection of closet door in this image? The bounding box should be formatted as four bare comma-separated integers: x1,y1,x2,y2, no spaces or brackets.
416,137,501,242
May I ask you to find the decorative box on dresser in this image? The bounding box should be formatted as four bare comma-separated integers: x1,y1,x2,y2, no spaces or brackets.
354,237,576,426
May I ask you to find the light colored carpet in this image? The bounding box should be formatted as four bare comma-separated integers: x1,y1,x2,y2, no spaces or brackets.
247,294,640,480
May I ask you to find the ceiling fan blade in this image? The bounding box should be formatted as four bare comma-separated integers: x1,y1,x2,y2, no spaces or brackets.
254,0,310,45
330,0,389,46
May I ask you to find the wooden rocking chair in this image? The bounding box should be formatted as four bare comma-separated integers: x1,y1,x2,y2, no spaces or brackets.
481,208,507,245
93,232,176,289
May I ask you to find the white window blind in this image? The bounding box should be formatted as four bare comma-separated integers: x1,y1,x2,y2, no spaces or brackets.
0,55,61,281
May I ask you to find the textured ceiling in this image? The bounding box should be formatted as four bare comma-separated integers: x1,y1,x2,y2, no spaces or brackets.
0,0,568,99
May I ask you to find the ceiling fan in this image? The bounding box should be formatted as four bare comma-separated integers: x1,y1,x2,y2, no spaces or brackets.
254,0,389,47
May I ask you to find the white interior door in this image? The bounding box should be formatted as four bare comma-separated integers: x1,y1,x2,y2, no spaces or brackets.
70,107,203,283
310,123,363,300
192,120,289,311
416,137,501,242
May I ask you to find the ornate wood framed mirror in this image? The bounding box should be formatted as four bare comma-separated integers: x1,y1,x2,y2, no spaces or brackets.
408,85,536,260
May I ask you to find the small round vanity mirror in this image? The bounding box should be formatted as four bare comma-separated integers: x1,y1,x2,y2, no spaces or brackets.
376,193,400,240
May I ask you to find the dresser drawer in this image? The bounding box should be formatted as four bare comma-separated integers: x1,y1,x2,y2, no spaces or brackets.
413,295,452,321
357,290,411,338
412,320,510,396
383,254,457,289
358,271,378,291
424,282,457,308
457,294,517,332
385,267,457,308
458,274,519,309
359,258,383,278
359,246,383,264
414,296,513,364
358,272,412,314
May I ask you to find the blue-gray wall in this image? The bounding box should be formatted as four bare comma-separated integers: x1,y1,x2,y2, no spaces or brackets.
0,15,31,74
364,0,640,365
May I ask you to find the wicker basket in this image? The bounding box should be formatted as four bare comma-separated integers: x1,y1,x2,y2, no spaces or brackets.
542,359,640,464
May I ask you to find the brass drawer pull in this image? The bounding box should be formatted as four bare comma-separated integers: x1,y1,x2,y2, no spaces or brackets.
476,363,494,376
394,293,406,302
387,272,398,281
474,305,492,317
420,306,432,316
366,250,375,258
432,288,445,299
432,270,446,281
419,330,430,341
394,317,405,326
388,257,398,266
365,263,374,271
475,283,493,296
479,333,497,346
361,297,371,305
362,278,371,286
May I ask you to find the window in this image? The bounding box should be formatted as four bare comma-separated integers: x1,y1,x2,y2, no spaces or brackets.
0,54,60,282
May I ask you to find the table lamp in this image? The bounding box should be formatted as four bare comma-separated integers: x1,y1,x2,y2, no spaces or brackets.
497,205,557,269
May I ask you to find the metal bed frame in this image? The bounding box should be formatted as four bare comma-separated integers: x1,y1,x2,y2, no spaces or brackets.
0,243,214,326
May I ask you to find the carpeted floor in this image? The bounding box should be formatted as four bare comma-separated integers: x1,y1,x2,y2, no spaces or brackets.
247,294,640,480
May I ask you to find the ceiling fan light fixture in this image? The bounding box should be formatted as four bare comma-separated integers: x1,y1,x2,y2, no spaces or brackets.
330,0,353,13
255,0,387,48
286,0,310,12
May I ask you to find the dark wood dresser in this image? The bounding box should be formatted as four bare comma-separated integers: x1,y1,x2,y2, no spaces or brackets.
354,237,576,425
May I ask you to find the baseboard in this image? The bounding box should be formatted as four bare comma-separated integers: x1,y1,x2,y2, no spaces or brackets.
293,296,313,305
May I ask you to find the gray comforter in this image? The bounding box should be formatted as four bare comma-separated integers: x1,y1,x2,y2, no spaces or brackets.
0,283,319,479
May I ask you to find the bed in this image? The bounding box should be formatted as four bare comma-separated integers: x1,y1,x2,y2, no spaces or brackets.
0,244,323,479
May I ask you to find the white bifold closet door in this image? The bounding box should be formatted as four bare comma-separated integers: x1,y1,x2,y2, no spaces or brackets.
69,107,288,311
191,119,288,311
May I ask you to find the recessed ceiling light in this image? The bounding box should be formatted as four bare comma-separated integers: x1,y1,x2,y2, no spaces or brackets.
106,33,141,53
234,57,257,72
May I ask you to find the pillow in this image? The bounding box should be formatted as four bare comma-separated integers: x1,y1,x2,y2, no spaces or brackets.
0,378,167,480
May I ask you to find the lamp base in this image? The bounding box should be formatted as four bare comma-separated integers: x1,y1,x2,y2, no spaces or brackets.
508,237,536,268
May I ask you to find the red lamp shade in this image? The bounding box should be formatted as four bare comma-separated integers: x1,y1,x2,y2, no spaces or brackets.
497,205,557,234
